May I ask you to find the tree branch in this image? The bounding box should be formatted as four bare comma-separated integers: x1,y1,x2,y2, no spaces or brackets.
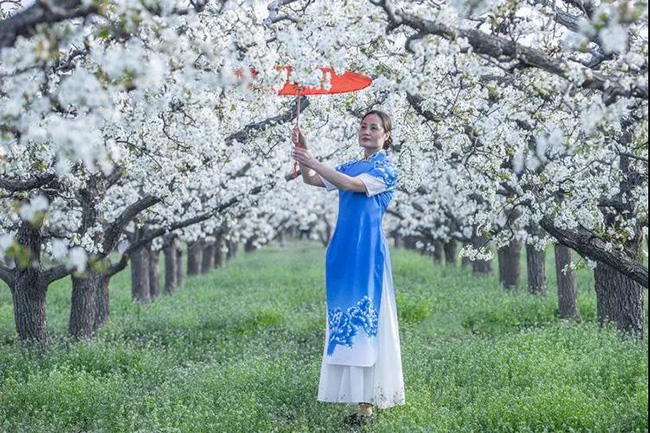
263,0,303,25
370,0,648,105
0,173,57,192
0,263,14,286
102,195,161,254
0,0,96,48
225,95,309,146
106,181,272,276
539,215,648,287
562,0,596,18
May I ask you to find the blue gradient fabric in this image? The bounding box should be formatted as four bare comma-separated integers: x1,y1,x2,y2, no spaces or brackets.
324,150,398,366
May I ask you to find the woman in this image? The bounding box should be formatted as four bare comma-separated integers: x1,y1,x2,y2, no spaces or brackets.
291,110,406,425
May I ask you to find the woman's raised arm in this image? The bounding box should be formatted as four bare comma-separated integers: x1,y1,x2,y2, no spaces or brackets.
292,125,327,188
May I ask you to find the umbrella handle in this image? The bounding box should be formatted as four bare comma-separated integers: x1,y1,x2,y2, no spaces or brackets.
296,92,300,130
292,91,301,179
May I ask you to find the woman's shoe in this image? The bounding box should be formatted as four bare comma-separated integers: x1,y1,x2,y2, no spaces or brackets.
343,412,373,426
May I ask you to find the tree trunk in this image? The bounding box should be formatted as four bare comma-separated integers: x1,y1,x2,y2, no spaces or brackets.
555,244,579,320
526,243,547,295
214,236,224,269
591,153,645,338
471,235,492,275
95,276,110,330
175,246,184,287
244,236,258,253
393,234,401,248
11,219,48,348
323,220,332,247
201,242,215,274
498,239,522,290
11,277,47,348
69,271,104,339
163,238,177,294
131,247,151,302
432,240,444,264
187,241,201,276
461,241,471,269
68,175,106,339
226,240,234,261
149,247,160,299
444,240,457,266
526,223,547,295
594,262,644,338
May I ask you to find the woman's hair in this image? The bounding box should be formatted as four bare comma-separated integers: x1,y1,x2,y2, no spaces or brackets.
362,110,393,150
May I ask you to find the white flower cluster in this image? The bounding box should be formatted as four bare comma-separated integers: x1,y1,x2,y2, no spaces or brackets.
18,195,49,223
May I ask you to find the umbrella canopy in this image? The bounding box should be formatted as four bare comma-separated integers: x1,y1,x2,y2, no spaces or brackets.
235,66,372,95
234,65,373,178
275,66,372,95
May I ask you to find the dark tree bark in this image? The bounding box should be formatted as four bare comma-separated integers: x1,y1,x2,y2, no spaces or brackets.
69,176,104,339
66,176,160,338
498,239,522,290
214,236,224,269
590,152,645,337
201,242,215,273
0,173,57,191
244,236,258,253
471,235,493,275
10,220,48,347
594,262,644,337
461,241,471,269
444,240,457,266
393,234,401,248
226,240,234,260
432,240,444,264
149,247,160,299
95,276,110,329
175,246,184,287
131,246,151,302
403,235,416,251
187,240,201,276
163,236,177,294
322,220,333,247
11,275,47,348
526,243,547,295
526,223,547,295
69,270,106,339
555,244,579,320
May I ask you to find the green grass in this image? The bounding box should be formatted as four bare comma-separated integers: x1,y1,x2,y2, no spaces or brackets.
0,241,647,432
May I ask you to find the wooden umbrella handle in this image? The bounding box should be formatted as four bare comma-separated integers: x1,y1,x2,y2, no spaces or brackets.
292,91,301,178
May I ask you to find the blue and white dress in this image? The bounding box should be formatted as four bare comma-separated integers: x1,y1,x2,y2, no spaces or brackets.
316,150,406,409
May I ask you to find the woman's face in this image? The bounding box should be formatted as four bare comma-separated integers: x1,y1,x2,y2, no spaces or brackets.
358,114,389,151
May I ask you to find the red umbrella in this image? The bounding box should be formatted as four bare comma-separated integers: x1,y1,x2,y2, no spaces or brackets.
236,66,373,177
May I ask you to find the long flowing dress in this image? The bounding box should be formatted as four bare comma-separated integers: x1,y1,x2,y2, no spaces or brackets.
316,149,406,409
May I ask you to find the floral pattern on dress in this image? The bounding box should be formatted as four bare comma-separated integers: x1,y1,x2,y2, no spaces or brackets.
327,295,379,356
366,156,398,192
348,295,378,337
327,308,357,355
335,160,357,174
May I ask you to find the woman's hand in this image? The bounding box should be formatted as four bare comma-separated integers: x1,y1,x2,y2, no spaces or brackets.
291,124,307,149
292,147,319,170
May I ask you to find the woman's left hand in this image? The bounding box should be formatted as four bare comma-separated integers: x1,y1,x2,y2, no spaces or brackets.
292,147,318,169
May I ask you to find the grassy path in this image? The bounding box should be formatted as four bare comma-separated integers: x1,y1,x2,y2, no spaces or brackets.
0,242,647,432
